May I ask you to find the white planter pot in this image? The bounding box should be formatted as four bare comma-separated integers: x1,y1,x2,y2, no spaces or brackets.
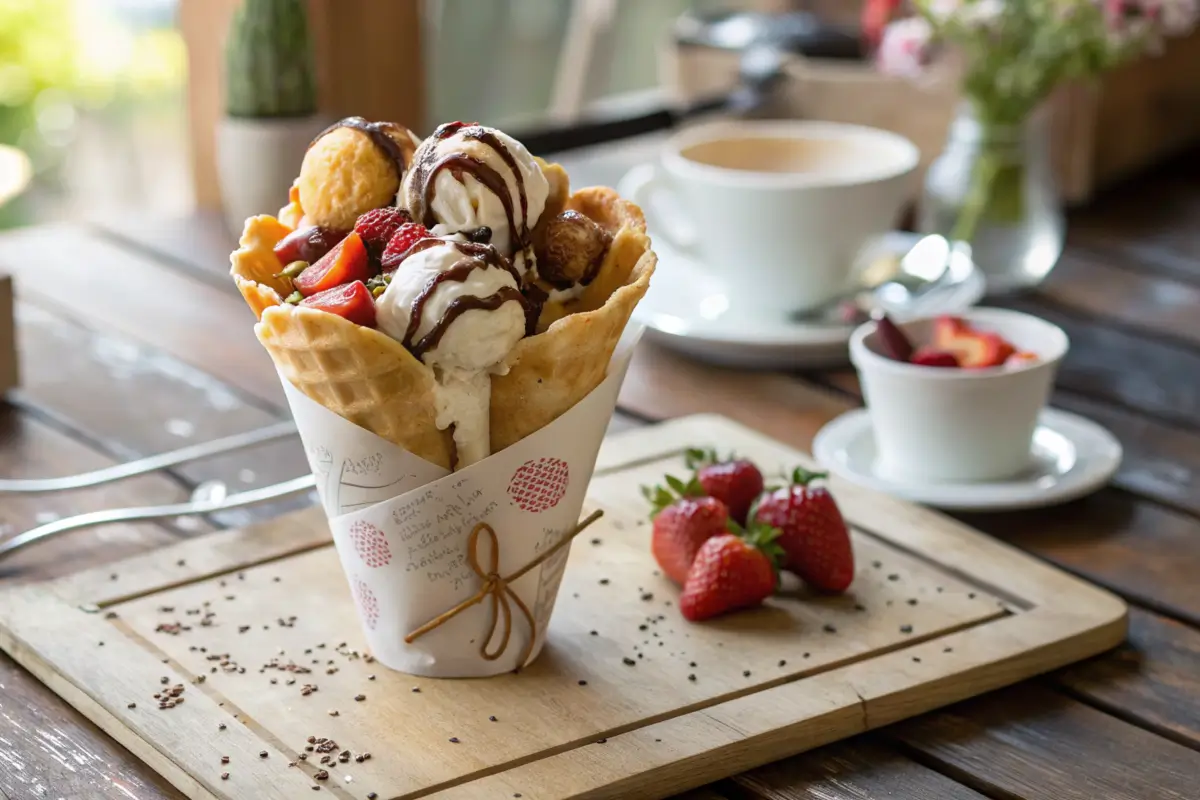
217,115,326,235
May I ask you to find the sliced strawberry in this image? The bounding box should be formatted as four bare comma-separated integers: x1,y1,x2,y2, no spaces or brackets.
910,348,959,368
1006,351,1039,367
294,232,371,297
299,281,376,327
932,315,1015,368
381,222,433,269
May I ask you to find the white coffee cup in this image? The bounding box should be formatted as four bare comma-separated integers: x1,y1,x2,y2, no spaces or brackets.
618,120,919,315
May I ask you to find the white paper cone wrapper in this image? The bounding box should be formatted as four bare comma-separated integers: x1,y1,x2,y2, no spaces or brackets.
279,329,641,677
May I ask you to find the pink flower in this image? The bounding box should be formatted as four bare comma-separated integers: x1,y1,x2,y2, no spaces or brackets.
877,17,934,78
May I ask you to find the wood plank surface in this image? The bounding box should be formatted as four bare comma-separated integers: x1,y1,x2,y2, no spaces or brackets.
0,225,284,408
730,739,990,800
889,684,1200,800
14,302,312,526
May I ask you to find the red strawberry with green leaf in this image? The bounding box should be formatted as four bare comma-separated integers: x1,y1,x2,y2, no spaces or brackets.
643,474,728,585
753,468,854,593
685,447,764,525
679,523,783,621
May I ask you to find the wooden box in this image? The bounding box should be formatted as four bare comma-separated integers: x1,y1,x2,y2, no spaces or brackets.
663,27,1200,205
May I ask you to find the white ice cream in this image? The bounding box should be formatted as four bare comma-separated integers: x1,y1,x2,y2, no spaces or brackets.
376,239,527,467
400,125,549,275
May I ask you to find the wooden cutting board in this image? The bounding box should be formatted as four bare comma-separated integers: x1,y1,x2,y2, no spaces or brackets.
0,414,1126,800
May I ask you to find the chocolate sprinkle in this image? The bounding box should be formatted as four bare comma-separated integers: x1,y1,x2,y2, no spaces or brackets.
622,657,636,666
900,624,913,634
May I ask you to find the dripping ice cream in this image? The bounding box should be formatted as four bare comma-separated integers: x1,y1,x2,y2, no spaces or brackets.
375,238,528,467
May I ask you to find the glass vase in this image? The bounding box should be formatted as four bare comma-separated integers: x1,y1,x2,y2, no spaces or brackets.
919,102,1065,294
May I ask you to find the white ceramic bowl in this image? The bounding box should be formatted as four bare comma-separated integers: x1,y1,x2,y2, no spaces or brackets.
849,308,1069,483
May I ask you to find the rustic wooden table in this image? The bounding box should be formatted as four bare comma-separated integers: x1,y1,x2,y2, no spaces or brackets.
1,136,1199,800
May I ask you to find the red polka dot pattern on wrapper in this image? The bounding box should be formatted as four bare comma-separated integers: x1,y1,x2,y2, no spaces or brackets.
349,520,392,568
352,578,380,630
507,457,570,513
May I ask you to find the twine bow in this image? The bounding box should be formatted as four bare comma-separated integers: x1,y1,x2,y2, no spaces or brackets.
405,509,603,668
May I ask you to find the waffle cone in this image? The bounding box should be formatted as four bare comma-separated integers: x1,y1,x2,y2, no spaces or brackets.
230,179,653,468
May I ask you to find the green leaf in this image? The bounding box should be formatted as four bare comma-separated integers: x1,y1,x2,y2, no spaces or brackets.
684,446,719,470
789,466,828,486
665,474,687,495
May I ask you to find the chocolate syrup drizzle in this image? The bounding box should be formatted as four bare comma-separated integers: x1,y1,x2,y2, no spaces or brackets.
310,117,412,181
396,239,529,359
407,122,535,264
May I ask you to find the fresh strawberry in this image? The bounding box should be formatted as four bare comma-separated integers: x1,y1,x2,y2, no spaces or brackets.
299,280,376,327
932,315,1015,368
684,447,764,525
643,474,724,585
273,225,348,266
679,526,782,622
910,348,959,368
381,222,433,269
753,468,854,593
354,207,412,262
874,313,915,362
294,232,371,297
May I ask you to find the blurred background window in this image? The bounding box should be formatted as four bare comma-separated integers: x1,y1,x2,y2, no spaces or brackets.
0,0,798,228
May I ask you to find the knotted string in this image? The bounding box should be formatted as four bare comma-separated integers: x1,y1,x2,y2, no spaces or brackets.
405,509,603,668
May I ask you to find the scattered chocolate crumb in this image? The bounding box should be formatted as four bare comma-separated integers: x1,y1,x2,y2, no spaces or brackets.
368,675,376,681
196,675,206,684
367,794,378,799
220,756,230,765
968,592,977,599
944,647,954,653
176,559,186,567
127,702,136,709
338,750,350,763
913,657,921,663
640,592,654,601
887,574,899,581
622,657,636,666
315,770,329,781
449,737,460,744
823,624,837,634
854,603,866,612
306,736,316,744
98,641,104,647
900,624,913,634
687,674,696,682
489,715,498,722
259,751,268,759
160,676,169,685
110,573,118,581
354,694,365,702
871,560,882,568
328,710,339,717
219,723,226,731
689,661,697,668
803,652,810,658
936,586,944,593
590,538,601,545
638,624,648,631
311,787,320,792
274,576,282,582
221,772,229,780
411,687,421,693
597,738,607,744
578,679,588,686
104,611,118,619
778,659,787,667
907,599,918,606
589,630,598,636
743,670,751,677
599,578,609,585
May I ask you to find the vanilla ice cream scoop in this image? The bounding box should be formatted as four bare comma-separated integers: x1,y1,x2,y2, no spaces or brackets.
400,122,549,274
376,238,529,467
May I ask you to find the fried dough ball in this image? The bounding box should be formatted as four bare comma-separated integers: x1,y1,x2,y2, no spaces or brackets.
297,121,420,230
534,210,612,289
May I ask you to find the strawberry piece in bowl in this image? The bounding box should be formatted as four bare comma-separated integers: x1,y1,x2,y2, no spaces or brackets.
933,315,1015,368
910,347,959,368
299,280,377,327
294,232,372,297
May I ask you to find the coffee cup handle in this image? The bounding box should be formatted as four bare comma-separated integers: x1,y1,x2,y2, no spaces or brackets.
617,163,699,251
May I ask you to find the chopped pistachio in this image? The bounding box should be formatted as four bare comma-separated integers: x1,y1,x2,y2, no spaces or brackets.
282,260,309,278
285,291,304,305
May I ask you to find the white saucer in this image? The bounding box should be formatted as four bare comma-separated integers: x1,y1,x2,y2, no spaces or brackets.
812,408,1123,512
633,232,986,369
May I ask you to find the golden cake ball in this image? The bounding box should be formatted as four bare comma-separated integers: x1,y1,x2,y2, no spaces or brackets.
297,120,418,230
